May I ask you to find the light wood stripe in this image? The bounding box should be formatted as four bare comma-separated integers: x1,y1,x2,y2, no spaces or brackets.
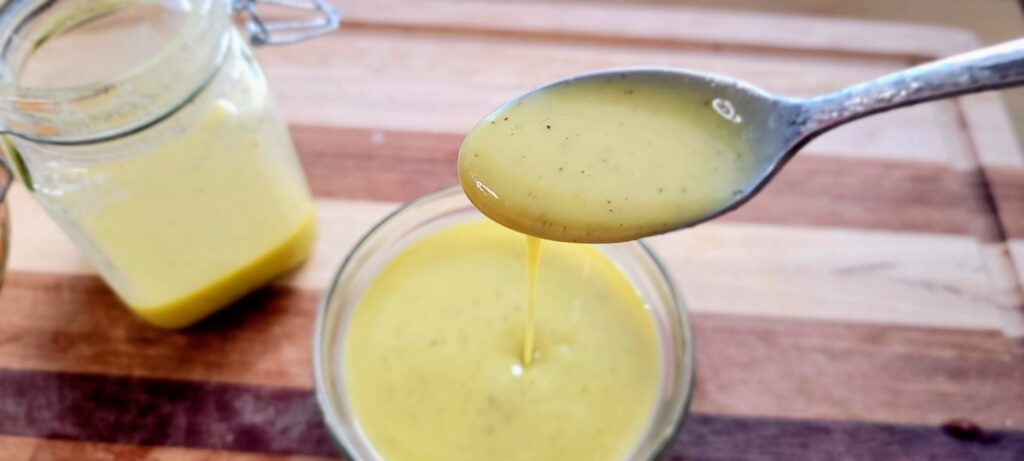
252,13,1020,168
0,436,336,461
648,223,1001,330
259,32,960,163
6,186,1007,329
342,0,979,57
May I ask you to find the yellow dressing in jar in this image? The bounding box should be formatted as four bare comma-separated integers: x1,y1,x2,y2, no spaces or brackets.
13,30,316,328
344,219,660,461
459,72,760,243
41,100,315,328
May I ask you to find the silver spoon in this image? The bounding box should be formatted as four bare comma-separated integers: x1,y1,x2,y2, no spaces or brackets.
459,38,1024,243
700,37,1024,229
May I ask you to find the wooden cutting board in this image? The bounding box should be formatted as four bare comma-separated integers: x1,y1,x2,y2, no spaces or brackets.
2,1,1023,459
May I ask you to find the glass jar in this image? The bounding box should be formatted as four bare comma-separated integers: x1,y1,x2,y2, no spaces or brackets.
0,0,338,328
313,186,695,460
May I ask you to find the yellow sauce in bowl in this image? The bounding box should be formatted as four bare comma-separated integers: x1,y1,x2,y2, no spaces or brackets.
344,219,660,461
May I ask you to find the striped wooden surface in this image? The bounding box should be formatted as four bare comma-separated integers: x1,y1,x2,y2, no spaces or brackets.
2,0,1024,459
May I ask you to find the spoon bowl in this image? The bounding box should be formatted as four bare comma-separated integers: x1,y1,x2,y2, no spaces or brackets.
459,38,1024,243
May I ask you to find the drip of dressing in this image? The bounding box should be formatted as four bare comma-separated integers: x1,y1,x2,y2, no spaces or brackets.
523,235,540,366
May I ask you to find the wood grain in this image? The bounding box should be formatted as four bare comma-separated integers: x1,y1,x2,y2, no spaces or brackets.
6,190,1010,331
288,126,1017,234
290,126,1020,237
340,0,980,57
0,331,1019,458
989,168,1024,239
688,313,1024,429
259,32,959,163
1,271,1022,431
2,377,1024,461
0,436,336,461
2,0,1024,458
672,414,1024,461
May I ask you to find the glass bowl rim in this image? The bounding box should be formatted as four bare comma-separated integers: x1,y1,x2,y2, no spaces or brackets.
312,185,696,460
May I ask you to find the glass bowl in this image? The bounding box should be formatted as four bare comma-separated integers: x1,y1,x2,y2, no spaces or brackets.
313,186,694,460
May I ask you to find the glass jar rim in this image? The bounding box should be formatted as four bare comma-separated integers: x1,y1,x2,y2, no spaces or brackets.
0,0,229,144
312,185,696,460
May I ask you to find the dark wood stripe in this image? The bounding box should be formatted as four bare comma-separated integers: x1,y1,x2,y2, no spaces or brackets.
0,272,320,388
2,273,1023,430
689,313,1024,429
0,368,333,456
955,168,1006,243
672,414,1024,461
988,167,1024,240
0,366,1022,459
290,125,1024,237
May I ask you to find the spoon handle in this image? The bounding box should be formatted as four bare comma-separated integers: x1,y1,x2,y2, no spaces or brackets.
800,38,1024,136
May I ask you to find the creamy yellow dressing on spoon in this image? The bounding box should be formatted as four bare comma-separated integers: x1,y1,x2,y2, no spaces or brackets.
459,72,760,243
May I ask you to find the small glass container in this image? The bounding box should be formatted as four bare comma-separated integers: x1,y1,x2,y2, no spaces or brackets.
0,161,10,289
0,0,338,327
313,186,695,460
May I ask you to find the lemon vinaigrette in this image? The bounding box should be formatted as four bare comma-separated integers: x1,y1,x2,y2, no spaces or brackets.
32,92,316,328
459,72,758,243
0,0,332,327
4,1,317,328
523,235,541,366
343,219,660,461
